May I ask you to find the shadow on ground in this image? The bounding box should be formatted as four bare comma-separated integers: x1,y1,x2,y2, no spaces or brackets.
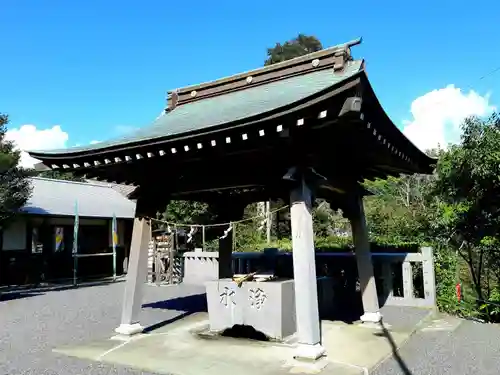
0,292,44,302
0,278,126,295
141,293,208,332
322,292,364,324
142,293,208,312
142,291,365,326
374,320,413,375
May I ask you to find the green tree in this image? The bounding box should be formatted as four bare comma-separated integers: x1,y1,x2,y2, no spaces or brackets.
360,152,467,314
264,34,323,66
430,114,500,303
363,174,435,243
162,200,214,224
0,114,32,223
312,199,349,238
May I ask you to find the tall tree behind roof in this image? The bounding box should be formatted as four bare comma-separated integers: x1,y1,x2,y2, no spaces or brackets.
264,34,323,66
0,113,32,224
263,34,324,236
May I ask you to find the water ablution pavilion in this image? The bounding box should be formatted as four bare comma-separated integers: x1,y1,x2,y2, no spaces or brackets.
29,38,434,363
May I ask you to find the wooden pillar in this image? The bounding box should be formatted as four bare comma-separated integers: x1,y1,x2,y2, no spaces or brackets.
114,217,151,335
114,196,158,336
349,194,382,323
290,175,325,360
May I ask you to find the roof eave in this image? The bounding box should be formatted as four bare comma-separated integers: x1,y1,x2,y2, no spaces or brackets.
28,71,435,178
358,73,435,175
28,71,365,163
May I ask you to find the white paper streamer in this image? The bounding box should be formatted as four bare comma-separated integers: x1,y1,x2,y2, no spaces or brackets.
219,224,233,239
187,226,195,243
257,217,267,231
257,208,267,231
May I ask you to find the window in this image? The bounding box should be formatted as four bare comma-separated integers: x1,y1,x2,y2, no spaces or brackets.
32,228,43,254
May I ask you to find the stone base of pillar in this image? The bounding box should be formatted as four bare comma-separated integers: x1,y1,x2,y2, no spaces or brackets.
294,343,326,361
114,323,144,336
360,311,383,323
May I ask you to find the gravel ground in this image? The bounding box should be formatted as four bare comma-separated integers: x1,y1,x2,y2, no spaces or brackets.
373,319,500,375
379,305,431,332
0,282,205,375
2,283,500,375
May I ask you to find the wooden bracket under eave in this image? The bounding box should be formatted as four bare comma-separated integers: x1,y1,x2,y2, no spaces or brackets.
338,97,362,117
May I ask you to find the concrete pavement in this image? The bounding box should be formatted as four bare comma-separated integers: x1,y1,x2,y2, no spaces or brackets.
372,315,500,375
2,282,500,375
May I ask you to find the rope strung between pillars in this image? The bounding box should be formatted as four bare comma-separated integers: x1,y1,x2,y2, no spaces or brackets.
147,204,289,229
147,205,289,251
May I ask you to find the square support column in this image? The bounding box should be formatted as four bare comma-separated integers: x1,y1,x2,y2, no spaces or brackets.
290,178,325,360
115,217,151,336
350,195,382,323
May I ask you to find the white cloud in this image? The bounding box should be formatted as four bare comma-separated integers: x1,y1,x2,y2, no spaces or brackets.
5,125,69,168
402,85,496,152
5,125,102,168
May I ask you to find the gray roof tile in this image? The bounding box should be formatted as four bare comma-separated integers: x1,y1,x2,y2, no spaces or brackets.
21,177,136,219
84,179,137,198
31,60,363,155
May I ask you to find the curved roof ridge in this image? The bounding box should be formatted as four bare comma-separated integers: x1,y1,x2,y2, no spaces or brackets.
172,38,362,93
165,38,362,110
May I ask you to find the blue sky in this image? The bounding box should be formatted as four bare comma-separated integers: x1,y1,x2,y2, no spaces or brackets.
1,0,499,166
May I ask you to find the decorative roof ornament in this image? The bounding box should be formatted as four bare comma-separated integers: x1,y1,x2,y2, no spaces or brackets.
165,90,179,113
246,76,253,84
312,59,320,67
333,46,351,72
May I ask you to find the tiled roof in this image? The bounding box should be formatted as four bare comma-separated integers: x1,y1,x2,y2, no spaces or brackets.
21,177,136,219
84,179,137,198
29,40,363,155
